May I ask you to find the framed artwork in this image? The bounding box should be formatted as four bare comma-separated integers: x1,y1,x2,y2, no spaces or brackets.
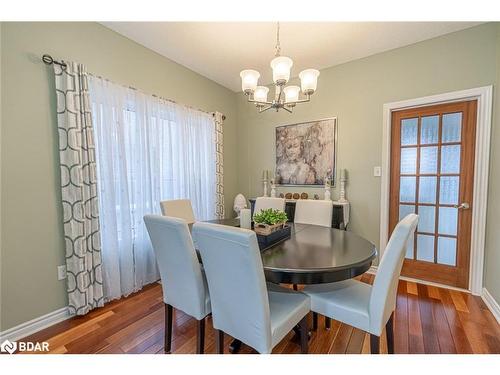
275,117,337,186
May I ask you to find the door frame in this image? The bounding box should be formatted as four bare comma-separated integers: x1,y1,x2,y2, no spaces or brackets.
380,86,493,295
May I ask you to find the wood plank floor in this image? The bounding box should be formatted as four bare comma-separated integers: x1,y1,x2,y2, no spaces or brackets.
20,274,500,354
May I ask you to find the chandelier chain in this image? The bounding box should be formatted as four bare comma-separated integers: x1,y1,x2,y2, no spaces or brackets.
275,22,281,57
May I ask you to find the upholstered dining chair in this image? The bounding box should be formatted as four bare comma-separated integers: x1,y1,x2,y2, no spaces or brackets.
302,213,418,354
160,199,196,224
192,222,311,354
144,215,211,354
291,199,334,293
294,199,333,228
253,197,286,217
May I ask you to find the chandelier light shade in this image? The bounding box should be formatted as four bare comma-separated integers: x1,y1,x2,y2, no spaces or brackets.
239,22,320,113
254,86,270,103
270,56,293,85
284,85,300,105
240,69,260,93
299,69,320,95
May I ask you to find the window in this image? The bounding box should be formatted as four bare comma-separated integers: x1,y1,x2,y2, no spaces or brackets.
88,76,216,300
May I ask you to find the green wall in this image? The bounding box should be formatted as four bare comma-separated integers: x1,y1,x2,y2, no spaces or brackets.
1,22,500,332
0,22,238,331
483,25,500,305
237,23,499,297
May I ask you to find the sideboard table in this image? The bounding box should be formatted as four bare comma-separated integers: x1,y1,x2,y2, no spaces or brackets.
249,198,350,230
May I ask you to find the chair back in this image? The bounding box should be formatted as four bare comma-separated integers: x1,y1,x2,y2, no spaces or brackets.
144,215,209,320
369,214,418,334
160,199,195,224
192,222,271,353
253,197,286,217
294,199,333,227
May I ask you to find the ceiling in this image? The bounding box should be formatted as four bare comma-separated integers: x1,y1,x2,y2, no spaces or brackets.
102,22,482,92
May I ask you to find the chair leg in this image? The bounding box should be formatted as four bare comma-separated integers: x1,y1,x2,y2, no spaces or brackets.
299,316,308,354
215,329,224,354
386,312,395,354
325,317,331,330
164,303,173,353
370,334,380,354
312,312,318,331
196,318,205,354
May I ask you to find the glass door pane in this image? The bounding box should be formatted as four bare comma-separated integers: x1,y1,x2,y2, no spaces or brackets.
391,100,476,289
398,110,462,266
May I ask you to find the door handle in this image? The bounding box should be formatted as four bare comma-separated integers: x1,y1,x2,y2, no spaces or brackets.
453,202,470,210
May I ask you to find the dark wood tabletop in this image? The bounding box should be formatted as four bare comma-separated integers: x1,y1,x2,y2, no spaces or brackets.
204,218,377,285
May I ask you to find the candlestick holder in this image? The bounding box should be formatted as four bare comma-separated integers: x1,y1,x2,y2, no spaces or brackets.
262,179,269,197
338,172,347,203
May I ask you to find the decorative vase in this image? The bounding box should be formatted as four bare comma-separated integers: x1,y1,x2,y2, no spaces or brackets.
270,180,276,198
233,193,248,218
324,175,332,201
324,189,331,201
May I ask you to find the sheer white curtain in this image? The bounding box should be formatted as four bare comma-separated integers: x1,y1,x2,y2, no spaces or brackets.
88,76,217,301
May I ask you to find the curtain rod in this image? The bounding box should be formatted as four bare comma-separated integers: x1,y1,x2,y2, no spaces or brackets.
41,54,226,121
42,54,67,69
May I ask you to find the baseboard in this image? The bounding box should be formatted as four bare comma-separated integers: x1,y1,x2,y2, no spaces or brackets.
481,288,500,324
0,307,73,342
367,266,470,293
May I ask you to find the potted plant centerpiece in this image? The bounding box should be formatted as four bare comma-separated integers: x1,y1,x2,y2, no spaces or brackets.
252,208,291,250
253,208,288,236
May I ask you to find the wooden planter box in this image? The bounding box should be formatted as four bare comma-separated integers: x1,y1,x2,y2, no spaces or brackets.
253,222,286,236
253,222,291,251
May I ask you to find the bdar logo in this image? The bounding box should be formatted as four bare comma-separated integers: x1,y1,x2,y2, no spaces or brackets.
1,340,17,354
1,339,49,353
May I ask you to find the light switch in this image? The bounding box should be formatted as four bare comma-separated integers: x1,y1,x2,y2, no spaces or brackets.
373,166,382,177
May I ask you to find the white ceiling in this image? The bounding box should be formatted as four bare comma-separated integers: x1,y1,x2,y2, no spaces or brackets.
102,22,482,92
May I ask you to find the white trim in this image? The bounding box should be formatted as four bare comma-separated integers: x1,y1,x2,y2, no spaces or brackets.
0,307,73,342
481,288,500,324
367,266,470,294
380,86,493,296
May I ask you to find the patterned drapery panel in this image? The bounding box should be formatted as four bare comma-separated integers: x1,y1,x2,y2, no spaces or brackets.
54,62,104,315
214,112,225,219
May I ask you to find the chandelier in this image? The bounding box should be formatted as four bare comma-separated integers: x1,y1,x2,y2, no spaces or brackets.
240,23,320,113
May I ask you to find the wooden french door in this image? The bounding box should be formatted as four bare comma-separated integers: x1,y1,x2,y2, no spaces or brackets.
389,100,477,289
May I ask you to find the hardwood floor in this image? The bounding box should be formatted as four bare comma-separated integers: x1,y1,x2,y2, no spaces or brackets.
20,274,500,354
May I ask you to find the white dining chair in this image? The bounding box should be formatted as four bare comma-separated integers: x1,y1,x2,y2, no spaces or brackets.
253,197,286,217
144,215,211,354
302,213,418,354
160,199,196,224
294,199,333,227
192,222,311,354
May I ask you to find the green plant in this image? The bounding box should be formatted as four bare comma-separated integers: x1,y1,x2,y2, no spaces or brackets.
253,208,288,225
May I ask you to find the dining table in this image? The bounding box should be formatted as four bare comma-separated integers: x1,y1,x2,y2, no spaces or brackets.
203,218,378,353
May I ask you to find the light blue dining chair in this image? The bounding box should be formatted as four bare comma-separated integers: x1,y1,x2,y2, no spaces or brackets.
253,197,286,217
159,199,196,224
294,199,333,227
192,222,311,354
292,199,334,295
302,213,418,354
144,215,211,354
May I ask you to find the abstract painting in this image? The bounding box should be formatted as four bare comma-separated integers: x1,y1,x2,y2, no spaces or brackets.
275,118,336,186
